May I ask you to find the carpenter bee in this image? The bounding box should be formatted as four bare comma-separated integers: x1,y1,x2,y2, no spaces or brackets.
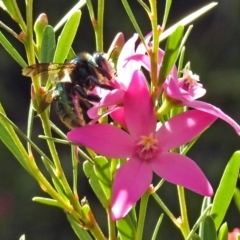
22,52,115,128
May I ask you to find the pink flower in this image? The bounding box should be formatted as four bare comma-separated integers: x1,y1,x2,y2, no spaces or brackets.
162,69,240,135
68,69,216,220
228,228,240,240
121,33,240,135
88,34,141,126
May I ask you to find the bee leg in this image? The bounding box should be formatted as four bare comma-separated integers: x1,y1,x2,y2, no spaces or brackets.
74,85,101,102
88,76,114,90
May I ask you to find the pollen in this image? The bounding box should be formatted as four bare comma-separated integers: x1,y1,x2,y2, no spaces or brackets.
182,69,200,85
136,133,158,160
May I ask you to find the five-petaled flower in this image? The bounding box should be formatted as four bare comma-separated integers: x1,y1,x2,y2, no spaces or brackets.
162,69,240,135
120,33,240,135
68,69,217,220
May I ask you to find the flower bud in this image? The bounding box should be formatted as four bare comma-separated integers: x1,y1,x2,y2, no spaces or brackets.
34,13,48,54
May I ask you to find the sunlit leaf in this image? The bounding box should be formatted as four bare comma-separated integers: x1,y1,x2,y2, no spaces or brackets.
94,156,112,200
211,151,240,230
218,222,228,240
32,197,62,208
158,25,184,84
53,10,81,63
83,161,108,207
0,31,27,67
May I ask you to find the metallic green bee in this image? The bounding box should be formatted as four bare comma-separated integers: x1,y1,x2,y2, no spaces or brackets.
22,52,114,128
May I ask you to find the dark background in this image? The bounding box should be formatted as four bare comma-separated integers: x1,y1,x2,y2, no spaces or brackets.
0,0,240,239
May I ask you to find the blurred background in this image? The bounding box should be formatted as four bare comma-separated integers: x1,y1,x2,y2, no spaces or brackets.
0,0,240,239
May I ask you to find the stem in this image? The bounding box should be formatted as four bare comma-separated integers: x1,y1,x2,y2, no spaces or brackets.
27,154,81,222
148,0,160,88
177,186,190,238
71,145,78,194
0,21,23,41
136,190,150,240
154,179,165,192
27,102,34,154
95,0,104,51
107,208,116,240
152,192,180,228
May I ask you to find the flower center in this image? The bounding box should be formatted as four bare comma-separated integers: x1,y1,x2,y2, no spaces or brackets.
180,69,200,90
136,133,158,160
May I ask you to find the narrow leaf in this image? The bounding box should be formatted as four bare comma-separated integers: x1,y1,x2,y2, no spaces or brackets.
162,0,172,29
218,222,228,240
94,156,112,199
116,215,136,240
0,105,30,172
40,25,56,62
0,31,27,67
53,0,86,32
211,151,240,230
67,214,92,240
151,214,164,240
158,25,184,84
202,216,217,240
19,235,26,240
53,10,81,63
186,204,212,240
161,2,218,41
32,197,62,208
83,161,108,207
233,188,240,213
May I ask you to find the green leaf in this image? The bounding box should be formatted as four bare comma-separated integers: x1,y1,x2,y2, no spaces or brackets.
41,157,68,199
19,234,26,240
158,25,184,84
218,222,228,240
0,31,27,67
186,204,212,240
1,0,17,20
202,216,217,240
233,188,240,213
121,0,146,47
32,197,62,208
192,234,201,240
53,0,86,32
83,161,108,207
40,25,56,62
116,215,136,240
94,156,112,199
211,151,240,230
161,2,218,41
151,214,164,240
0,105,30,172
67,214,93,240
162,0,172,29
53,10,81,63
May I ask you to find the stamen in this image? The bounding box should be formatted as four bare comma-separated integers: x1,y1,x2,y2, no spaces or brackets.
136,133,158,160
182,69,199,85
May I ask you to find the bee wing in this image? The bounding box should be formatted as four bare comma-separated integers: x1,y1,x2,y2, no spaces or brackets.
22,63,76,84
37,88,56,114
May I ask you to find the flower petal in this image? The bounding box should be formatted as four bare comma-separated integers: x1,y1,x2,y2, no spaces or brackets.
67,124,134,158
150,152,213,196
163,76,190,101
156,110,217,150
111,156,152,220
117,33,140,88
110,107,126,128
185,100,240,135
124,70,156,138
